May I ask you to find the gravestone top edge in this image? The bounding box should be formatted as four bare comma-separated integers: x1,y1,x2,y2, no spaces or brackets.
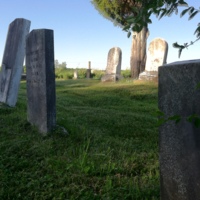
11,18,31,23
28,29,53,34
151,37,167,42
108,46,122,53
162,59,200,67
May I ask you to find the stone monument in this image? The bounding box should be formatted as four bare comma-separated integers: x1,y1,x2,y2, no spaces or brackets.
73,69,78,79
101,47,122,82
86,61,91,79
139,38,168,81
0,18,31,106
159,59,200,200
26,29,56,134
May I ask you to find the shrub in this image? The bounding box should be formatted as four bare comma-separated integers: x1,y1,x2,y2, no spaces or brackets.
91,70,105,80
121,69,131,78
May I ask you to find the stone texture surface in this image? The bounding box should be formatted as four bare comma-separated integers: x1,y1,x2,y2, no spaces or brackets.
0,18,31,106
101,47,122,82
139,38,168,81
26,29,56,134
158,59,200,200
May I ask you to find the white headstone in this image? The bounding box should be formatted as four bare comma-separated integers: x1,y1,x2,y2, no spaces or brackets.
73,70,78,79
101,47,123,82
0,18,31,106
146,38,168,71
139,38,168,81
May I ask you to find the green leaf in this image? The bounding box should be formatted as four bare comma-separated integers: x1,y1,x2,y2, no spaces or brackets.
156,110,165,117
189,11,199,20
180,7,191,17
195,82,200,90
194,117,200,128
178,48,183,58
189,7,194,14
187,114,198,122
156,118,166,127
147,18,152,24
168,115,181,122
127,31,131,38
159,9,167,19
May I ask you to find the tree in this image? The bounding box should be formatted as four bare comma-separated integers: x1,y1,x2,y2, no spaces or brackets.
123,0,200,57
91,0,149,79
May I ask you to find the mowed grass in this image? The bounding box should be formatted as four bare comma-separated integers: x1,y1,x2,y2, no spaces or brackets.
0,79,159,200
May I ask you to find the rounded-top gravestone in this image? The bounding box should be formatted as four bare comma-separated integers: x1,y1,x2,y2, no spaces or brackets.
146,37,168,71
101,47,123,82
139,37,168,81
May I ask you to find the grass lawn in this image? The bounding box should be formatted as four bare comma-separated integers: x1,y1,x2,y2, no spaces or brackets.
0,79,159,200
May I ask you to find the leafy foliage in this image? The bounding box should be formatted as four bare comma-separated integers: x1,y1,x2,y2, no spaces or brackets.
157,111,200,128
91,0,142,29
120,0,200,57
91,0,200,57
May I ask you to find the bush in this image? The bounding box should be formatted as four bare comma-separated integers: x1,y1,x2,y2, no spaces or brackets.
55,68,74,79
55,68,106,80
77,69,87,79
91,70,105,80
121,69,131,78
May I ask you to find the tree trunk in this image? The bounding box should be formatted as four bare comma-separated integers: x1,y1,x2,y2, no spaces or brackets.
130,27,149,79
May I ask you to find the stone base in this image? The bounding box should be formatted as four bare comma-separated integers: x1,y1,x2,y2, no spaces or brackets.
139,71,158,82
86,69,91,79
101,74,123,82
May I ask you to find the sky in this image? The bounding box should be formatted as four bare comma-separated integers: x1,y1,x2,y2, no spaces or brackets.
0,0,200,70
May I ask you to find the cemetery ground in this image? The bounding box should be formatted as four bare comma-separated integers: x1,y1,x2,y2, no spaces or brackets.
0,78,159,199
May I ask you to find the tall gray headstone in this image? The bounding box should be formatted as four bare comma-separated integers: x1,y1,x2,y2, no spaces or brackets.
0,18,31,106
101,47,122,82
139,38,168,81
86,61,91,78
26,29,56,134
159,59,200,200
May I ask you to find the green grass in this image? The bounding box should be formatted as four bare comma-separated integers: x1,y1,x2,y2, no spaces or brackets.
0,79,159,199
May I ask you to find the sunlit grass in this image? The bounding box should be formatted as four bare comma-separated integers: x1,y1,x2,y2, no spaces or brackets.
0,79,159,199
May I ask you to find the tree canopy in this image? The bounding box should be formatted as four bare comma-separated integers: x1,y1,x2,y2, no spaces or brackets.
122,0,200,57
91,0,141,30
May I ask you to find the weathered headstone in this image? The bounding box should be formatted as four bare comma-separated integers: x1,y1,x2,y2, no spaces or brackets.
26,29,56,134
73,69,78,79
139,38,168,81
0,18,31,106
86,61,91,79
159,59,200,200
101,47,123,82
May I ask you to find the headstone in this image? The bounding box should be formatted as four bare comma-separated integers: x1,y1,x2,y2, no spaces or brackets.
159,59,200,200
86,61,91,78
73,69,78,79
139,38,168,81
101,47,123,82
26,29,56,134
88,61,91,69
0,18,31,106
86,69,91,79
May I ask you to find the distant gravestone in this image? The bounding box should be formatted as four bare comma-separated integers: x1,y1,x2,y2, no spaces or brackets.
26,29,56,134
86,61,91,78
0,18,31,106
159,59,200,200
101,47,123,82
73,69,78,79
139,38,168,81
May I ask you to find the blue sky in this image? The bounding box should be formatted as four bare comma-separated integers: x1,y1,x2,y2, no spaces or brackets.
0,0,199,70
